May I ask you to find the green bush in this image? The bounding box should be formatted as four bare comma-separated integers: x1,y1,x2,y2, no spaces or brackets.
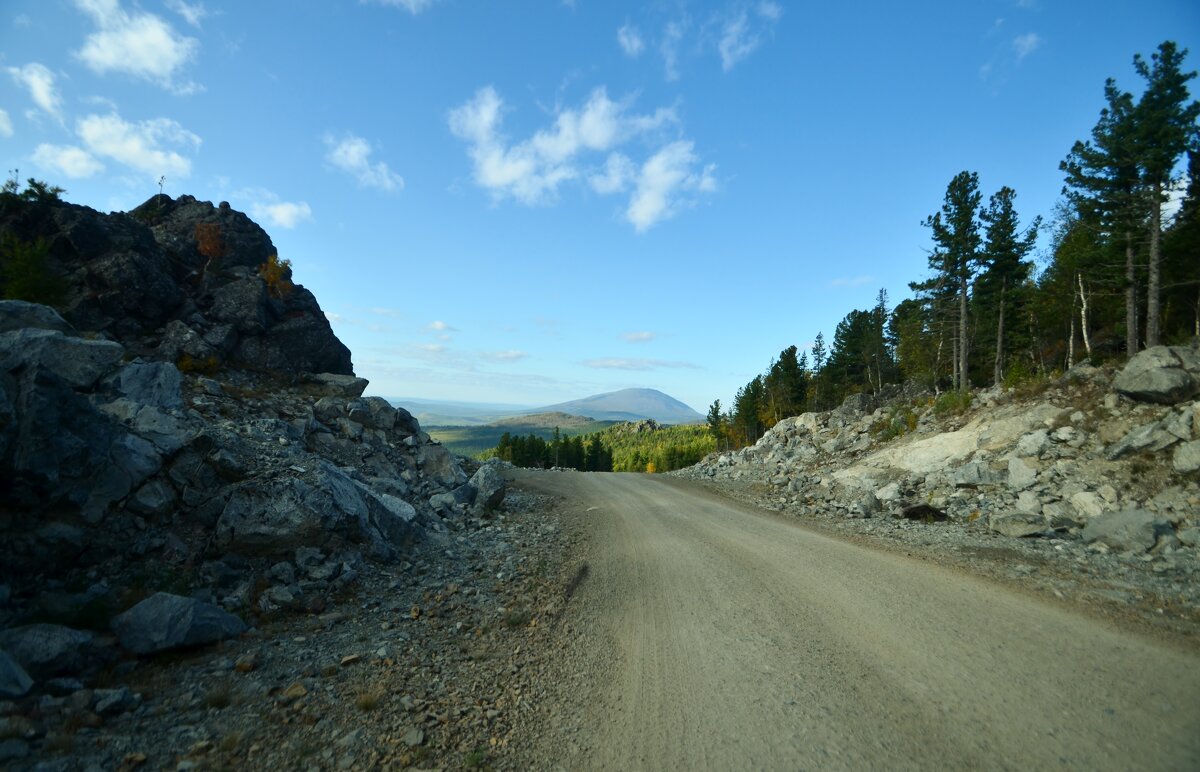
0,232,66,306
932,389,973,417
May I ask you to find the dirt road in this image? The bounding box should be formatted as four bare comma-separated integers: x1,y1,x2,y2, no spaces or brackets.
516,471,1200,771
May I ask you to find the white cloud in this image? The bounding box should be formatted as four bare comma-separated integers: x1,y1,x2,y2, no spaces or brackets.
7,63,63,121
661,21,684,81
324,134,404,191
0,109,12,138
32,143,104,178
365,0,438,13
829,275,874,288
164,0,208,28
1013,32,1042,61
450,85,696,225
236,188,313,229
617,23,644,57
427,320,458,332
73,0,200,92
581,358,699,371
718,3,782,71
589,152,635,194
77,112,200,178
483,350,529,362
757,2,783,22
414,342,445,353
621,331,656,343
627,141,716,232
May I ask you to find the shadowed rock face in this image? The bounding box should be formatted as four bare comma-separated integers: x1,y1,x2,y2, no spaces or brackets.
0,193,352,376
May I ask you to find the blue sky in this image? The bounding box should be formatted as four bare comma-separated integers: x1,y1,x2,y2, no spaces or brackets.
2,1,1197,413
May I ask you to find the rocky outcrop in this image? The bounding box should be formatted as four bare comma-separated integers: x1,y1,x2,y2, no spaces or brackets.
0,193,351,375
677,362,1198,555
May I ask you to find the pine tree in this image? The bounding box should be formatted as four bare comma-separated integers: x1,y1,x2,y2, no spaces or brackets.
923,171,982,389
1132,42,1199,346
978,187,1040,383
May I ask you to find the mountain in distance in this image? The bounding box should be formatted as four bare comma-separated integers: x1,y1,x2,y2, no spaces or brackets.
383,396,536,427
535,388,704,424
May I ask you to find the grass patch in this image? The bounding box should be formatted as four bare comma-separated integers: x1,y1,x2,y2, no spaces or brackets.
465,746,490,768
354,687,385,712
502,608,531,628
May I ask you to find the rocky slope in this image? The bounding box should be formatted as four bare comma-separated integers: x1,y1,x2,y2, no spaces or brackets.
0,195,531,769
675,344,1200,634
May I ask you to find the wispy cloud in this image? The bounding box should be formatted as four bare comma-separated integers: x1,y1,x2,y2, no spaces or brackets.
617,22,644,57
660,20,684,81
77,112,200,178
427,320,458,332
364,0,438,13
482,350,529,362
0,109,12,138
325,134,404,191
621,331,656,343
32,143,104,178
450,86,713,230
582,358,700,371
829,274,874,288
369,307,405,318
627,141,717,232
7,63,63,121
73,0,200,93
164,0,207,28
236,187,313,229
1013,32,1042,61
718,3,783,71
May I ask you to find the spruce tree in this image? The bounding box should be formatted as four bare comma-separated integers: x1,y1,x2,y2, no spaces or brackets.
978,187,1040,383
923,171,982,390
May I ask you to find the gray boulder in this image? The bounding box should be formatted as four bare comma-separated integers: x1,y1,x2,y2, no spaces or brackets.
416,443,468,488
0,649,33,698
1105,419,1182,460
989,512,1047,538
302,373,369,398
0,328,124,389
470,462,508,512
953,461,996,488
1174,441,1200,473
1112,345,1200,405
1081,509,1173,553
0,624,95,678
111,592,247,655
102,361,183,409
0,300,74,334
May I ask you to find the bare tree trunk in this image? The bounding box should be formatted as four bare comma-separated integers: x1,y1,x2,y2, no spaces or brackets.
1125,233,1138,357
993,280,1006,387
1147,182,1163,348
1069,318,1077,369
958,278,970,390
1078,273,1093,360
950,319,959,391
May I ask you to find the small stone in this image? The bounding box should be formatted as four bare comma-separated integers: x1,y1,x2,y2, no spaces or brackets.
234,652,259,673
402,727,425,747
989,512,1048,538
340,654,361,667
283,682,308,701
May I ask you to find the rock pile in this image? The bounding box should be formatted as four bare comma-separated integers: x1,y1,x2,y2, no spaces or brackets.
0,193,514,751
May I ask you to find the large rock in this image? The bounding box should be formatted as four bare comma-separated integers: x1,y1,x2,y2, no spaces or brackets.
0,624,95,678
415,443,468,488
1081,509,1173,553
1112,345,1200,405
112,592,247,654
217,461,418,558
101,361,183,409
470,462,508,512
0,649,34,698
1174,441,1200,473
0,328,124,389
0,299,74,334
1105,419,1182,460
989,512,1047,538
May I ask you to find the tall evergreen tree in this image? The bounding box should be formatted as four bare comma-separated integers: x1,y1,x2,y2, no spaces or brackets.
1062,75,1143,356
978,187,1040,383
1132,42,1199,346
922,171,982,389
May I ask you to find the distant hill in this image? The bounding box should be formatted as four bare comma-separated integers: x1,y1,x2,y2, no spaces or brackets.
382,397,535,427
490,411,598,429
535,388,704,424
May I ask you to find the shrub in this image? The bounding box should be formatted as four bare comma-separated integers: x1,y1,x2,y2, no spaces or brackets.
259,254,294,298
932,390,973,417
0,232,66,306
178,354,220,374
